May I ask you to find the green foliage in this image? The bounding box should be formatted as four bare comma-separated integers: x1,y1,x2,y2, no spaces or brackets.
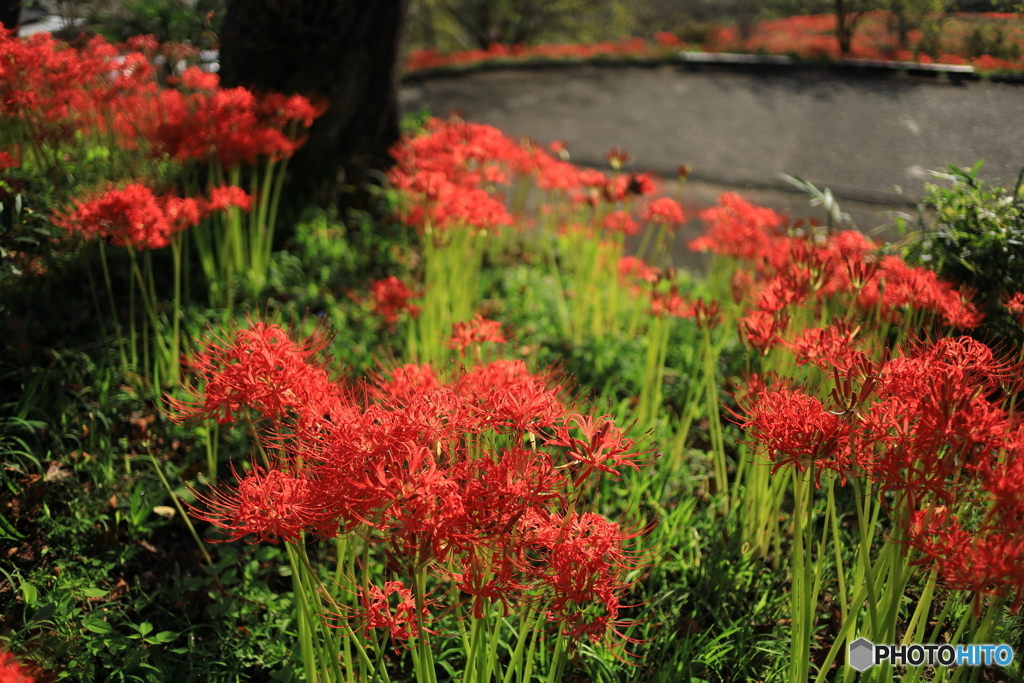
409,0,591,51
963,22,1023,59
901,161,1024,347
882,0,948,48
915,13,947,57
266,195,413,376
92,0,224,49
409,0,716,50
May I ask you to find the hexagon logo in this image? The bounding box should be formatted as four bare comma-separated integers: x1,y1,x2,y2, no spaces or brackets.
849,638,875,672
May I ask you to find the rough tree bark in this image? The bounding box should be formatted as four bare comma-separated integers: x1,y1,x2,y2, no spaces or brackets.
0,0,20,34
218,0,409,210
835,0,867,54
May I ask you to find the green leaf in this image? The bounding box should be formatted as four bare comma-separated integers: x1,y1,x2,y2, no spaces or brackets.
137,621,153,637
83,616,113,634
20,582,37,604
81,587,108,598
27,602,54,624
148,631,178,644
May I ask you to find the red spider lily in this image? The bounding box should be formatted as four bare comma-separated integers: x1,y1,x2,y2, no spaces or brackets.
52,183,255,249
785,320,865,372
738,310,787,354
648,288,694,318
356,581,431,641
602,210,639,236
455,359,566,433
640,197,686,228
0,32,322,169
691,193,981,330
854,255,983,329
447,315,507,354
738,382,853,485
518,510,645,643
857,338,1016,503
905,507,1024,611
174,321,650,647
754,272,810,314
0,147,19,171
693,298,723,330
167,65,219,91
0,651,34,683
371,363,440,407
388,118,675,240
618,256,660,288
204,184,252,213
690,193,785,262
625,172,658,197
167,319,339,425
544,414,649,479
455,551,527,618
51,183,201,249
189,464,321,544
1004,292,1024,326
604,146,632,170
368,276,421,328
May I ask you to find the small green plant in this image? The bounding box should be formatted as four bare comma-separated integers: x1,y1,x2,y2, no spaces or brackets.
901,161,1024,347
964,22,1023,60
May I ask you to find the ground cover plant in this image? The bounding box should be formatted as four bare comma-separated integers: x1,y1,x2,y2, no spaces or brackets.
3,25,1024,683
404,10,1024,76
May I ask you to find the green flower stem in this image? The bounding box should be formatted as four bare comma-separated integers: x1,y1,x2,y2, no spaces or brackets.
701,324,729,514
286,541,321,683
501,600,542,683
95,242,130,372
145,447,212,566
789,463,814,683
410,561,438,683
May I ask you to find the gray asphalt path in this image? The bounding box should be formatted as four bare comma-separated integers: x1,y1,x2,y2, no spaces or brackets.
401,63,1024,210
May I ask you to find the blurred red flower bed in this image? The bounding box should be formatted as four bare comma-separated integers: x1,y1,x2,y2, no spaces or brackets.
405,11,1024,76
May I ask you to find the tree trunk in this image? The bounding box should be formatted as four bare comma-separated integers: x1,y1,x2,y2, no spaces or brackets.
218,0,409,211
0,0,20,35
835,0,859,54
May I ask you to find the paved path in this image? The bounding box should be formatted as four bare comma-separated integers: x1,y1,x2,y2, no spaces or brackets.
401,64,1024,247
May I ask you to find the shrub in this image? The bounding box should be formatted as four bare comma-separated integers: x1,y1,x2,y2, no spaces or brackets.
901,162,1024,347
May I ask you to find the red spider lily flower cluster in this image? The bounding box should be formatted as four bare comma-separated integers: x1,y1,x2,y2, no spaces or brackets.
52,183,251,249
128,68,325,167
690,193,982,341
405,38,669,75
738,333,1024,605
0,147,19,171
169,320,652,645
1004,291,1024,327
0,33,322,161
387,118,660,236
167,320,338,425
740,381,852,485
618,256,660,288
602,210,639,236
604,146,632,170
447,315,507,354
640,197,686,230
0,31,323,252
0,651,34,683
357,581,430,641
648,288,694,319
403,14,1024,78
366,276,421,329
